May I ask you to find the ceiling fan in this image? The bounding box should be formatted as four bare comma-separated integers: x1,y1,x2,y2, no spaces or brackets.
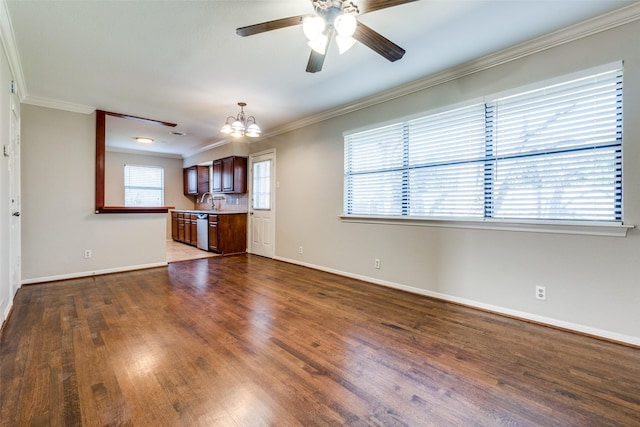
236,0,418,73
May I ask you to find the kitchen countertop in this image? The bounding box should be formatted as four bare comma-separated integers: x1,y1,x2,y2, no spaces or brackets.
171,209,248,215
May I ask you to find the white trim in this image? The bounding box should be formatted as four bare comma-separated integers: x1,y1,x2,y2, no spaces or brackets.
274,255,640,347
183,139,230,159
0,0,26,100
22,95,94,115
106,146,182,159
340,215,633,237
20,262,168,285
248,149,277,258
250,147,276,158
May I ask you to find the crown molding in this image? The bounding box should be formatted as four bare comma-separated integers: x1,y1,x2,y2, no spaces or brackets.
105,146,183,159
183,139,230,158
22,95,94,115
0,0,26,99
265,2,640,139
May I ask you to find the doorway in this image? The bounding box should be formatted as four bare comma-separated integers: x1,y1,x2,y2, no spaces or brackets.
9,87,21,301
249,149,276,258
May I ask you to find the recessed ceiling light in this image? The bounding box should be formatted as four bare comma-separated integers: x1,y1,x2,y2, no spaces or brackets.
169,131,186,136
135,137,154,143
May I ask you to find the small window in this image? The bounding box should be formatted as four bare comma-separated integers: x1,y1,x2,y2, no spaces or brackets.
124,165,164,207
252,160,272,210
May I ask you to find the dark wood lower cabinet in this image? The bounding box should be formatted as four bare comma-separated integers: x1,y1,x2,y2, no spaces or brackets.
208,215,218,252
184,214,191,245
177,213,185,242
171,212,178,241
172,211,247,254
189,214,197,246
172,212,199,247
209,213,247,254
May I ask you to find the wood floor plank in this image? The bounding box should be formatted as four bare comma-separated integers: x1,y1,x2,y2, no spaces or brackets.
1,254,639,426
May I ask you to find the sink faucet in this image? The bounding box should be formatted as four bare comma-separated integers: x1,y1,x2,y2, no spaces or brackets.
199,192,215,210
199,192,225,210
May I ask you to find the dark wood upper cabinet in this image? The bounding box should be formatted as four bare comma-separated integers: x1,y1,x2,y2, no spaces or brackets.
212,160,223,193
212,156,247,194
183,165,209,195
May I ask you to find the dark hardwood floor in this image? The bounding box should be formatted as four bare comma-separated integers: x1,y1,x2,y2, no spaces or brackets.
1,255,639,426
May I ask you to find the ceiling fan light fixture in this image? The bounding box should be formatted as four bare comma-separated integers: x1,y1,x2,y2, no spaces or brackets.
302,16,325,41
336,35,356,54
308,33,328,54
334,13,357,38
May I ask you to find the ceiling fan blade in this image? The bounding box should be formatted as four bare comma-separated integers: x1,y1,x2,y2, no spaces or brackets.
236,15,309,37
306,50,326,73
357,0,419,15
306,29,333,73
353,22,405,62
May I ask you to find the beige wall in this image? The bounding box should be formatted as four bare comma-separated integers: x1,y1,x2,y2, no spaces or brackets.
246,20,640,344
21,106,169,281
105,150,193,237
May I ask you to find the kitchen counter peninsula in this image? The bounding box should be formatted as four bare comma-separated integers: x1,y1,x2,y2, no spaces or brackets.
171,210,247,254
171,209,248,215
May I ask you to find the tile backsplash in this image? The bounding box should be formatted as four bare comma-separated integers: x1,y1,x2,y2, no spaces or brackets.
194,194,249,212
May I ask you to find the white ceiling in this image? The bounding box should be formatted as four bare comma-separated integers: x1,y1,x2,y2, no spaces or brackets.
4,0,638,158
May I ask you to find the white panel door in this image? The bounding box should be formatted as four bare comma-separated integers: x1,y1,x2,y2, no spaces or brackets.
9,89,21,299
249,150,275,258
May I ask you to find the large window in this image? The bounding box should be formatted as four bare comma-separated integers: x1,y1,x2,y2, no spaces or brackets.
344,64,623,223
124,165,165,207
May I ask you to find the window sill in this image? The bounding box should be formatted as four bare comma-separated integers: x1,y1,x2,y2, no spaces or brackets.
339,215,634,237
96,206,174,214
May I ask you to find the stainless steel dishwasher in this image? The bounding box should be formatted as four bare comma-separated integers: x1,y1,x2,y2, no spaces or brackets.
196,213,209,251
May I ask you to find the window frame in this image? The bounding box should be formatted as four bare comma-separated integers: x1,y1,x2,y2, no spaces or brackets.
123,164,165,208
342,62,632,237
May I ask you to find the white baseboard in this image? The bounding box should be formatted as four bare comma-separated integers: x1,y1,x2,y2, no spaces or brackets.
20,262,168,285
274,256,640,347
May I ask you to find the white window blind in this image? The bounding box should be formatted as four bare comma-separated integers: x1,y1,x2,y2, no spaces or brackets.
407,104,487,217
124,165,165,207
488,68,623,221
344,123,406,216
344,64,623,223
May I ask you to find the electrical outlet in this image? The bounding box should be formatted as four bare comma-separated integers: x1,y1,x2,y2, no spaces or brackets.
84,249,92,259
374,258,381,269
536,285,546,300
298,246,303,254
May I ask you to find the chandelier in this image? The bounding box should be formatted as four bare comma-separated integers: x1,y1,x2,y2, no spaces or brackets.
220,102,261,138
303,0,359,55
